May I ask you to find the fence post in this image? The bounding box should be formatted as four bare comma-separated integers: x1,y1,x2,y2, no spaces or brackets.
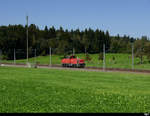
103,44,106,71
14,48,16,64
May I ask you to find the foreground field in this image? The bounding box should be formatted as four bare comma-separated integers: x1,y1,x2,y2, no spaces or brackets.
0,67,150,113
2,53,150,70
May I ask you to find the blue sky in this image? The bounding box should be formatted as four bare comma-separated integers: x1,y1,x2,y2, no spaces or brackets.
0,0,150,38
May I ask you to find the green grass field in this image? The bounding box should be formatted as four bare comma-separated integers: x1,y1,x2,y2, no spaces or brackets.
0,66,150,113
1,53,150,70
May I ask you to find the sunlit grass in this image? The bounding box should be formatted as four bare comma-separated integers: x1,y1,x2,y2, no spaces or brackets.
0,66,150,112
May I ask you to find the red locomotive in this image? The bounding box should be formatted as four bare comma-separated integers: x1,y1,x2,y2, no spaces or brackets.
61,55,85,68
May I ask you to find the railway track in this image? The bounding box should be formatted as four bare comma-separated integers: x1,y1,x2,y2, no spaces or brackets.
1,62,150,74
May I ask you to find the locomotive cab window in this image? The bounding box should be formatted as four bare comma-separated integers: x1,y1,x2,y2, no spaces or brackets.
70,56,76,59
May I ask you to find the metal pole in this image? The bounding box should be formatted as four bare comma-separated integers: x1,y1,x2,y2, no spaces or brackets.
49,47,52,66
73,48,75,55
26,15,29,63
34,49,36,64
132,43,134,70
0,49,1,65
14,48,15,64
103,44,106,71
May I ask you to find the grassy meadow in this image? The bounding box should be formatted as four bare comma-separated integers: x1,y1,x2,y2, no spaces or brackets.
1,53,150,70
0,66,150,113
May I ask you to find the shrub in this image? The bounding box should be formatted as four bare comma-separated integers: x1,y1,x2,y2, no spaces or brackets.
85,53,92,62
1,55,8,60
98,53,103,61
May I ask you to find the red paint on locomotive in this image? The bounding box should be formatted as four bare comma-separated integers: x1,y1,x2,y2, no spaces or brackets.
61,55,85,68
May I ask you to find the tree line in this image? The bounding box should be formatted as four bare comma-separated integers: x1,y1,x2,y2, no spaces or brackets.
0,24,150,63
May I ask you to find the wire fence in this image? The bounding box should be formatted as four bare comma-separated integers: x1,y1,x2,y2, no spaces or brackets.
1,44,150,70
